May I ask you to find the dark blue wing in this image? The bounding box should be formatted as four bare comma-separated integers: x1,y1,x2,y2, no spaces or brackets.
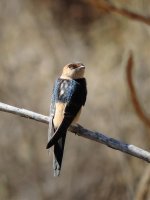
48,79,58,142
46,78,87,149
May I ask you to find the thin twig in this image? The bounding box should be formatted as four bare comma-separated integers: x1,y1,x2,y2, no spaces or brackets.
0,102,150,163
92,0,150,26
126,53,150,128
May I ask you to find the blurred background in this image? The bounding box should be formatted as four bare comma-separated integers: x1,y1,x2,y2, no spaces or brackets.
0,0,150,199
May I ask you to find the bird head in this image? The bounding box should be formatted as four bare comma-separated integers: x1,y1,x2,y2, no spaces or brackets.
61,63,85,79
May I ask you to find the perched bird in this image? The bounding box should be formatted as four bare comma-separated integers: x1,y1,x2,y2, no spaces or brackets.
46,63,87,176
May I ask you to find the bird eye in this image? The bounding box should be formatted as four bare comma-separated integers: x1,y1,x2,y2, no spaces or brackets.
68,64,77,69
68,63,84,69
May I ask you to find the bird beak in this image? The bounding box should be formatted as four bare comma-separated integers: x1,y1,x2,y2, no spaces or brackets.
78,65,85,70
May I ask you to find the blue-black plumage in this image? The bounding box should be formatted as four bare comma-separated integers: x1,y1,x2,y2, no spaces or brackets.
47,63,87,176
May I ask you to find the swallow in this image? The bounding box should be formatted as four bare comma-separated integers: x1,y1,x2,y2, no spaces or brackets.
46,63,87,176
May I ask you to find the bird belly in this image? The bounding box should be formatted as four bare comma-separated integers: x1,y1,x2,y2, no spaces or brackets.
53,102,82,128
72,108,81,124
53,102,66,128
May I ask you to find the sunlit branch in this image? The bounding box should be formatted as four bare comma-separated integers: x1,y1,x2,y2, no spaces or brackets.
0,102,150,163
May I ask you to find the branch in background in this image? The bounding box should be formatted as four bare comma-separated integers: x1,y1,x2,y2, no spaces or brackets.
126,53,150,128
0,102,150,163
135,165,150,200
92,0,150,26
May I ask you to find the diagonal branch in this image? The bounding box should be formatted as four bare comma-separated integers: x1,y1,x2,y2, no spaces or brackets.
0,102,150,163
92,0,150,26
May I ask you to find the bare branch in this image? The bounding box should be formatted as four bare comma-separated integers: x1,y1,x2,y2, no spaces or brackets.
126,53,150,128
0,102,49,124
0,102,150,163
92,0,150,26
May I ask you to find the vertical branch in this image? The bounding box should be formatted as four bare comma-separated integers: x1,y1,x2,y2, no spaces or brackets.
134,166,150,200
126,53,150,128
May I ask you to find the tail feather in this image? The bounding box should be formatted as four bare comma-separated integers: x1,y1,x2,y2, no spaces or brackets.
47,116,69,176
46,115,74,149
53,132,67,176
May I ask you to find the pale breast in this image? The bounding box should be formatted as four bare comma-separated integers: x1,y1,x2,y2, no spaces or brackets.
53,102,81,128
72,108,81,124
53,102,66,128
